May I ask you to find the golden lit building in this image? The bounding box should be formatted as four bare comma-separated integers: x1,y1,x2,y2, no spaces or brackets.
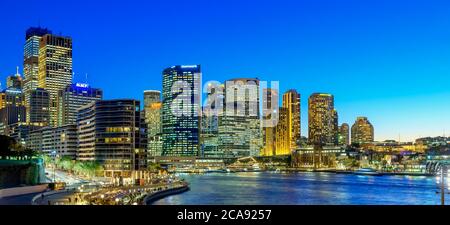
308,93,335,145
38,34,73,127
351,117,374,144
282,89,300,150
275,107,290,155
262,88,277,156
339,123,350,145
144,90,163,157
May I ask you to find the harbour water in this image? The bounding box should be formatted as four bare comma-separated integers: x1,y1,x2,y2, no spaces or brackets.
152,172,448,205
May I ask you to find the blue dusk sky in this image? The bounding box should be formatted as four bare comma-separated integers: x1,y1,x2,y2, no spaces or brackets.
0,0,449,141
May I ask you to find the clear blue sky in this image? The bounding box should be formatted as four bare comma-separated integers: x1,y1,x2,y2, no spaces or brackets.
0,0,449,141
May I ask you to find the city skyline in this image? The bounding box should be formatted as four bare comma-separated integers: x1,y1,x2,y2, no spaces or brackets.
1,0,450,141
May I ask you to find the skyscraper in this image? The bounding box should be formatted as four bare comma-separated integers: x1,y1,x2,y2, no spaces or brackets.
57,83,102,126
219,78,261,157
162,65,201,157
23,27,52,123
262,88,278,156
339,123,350,146
28,88,50,126
0,89,26,134
332,109,339,145
38,34,73,127
77,99,146,177
201,82,223,158
6,67,23,89
308,93,335,146
351,117,374,144
144,90,163,157
282,89,301,150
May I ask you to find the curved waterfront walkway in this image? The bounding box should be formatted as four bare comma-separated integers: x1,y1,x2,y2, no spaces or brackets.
144,182,189,205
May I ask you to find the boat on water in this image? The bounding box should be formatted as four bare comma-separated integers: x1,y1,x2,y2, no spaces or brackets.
353,168,382,176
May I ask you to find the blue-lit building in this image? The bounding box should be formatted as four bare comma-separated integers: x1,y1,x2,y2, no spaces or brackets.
162,65,201,157
57,83,102,126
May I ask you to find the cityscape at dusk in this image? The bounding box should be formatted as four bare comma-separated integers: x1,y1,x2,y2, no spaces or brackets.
1,0,450,218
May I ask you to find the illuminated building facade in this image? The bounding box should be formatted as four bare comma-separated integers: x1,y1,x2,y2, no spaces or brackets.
28,88,50,126
308,93,336,146
38,34,73,127
6,68,23,89
275,107,290,155
23,27,52,123
351,117,374,144
77,99,147,177
262,88,278,156
332,109,339,145
0,89,26,134
201,82,223,158
57,83,102,126
339,123,350,146
162,65,201,157
219,78,261,158
27,124,78,159
144,90,163,157
282,89,301,151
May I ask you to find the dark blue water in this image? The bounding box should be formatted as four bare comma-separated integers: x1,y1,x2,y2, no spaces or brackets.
153,172,447,205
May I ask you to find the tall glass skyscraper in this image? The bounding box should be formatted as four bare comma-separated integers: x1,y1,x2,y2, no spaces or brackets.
308,93,336,146
162,65,201,157
144,90,163,157
57,83,102,126
282,89,301,151
38,34,73,127
219,78,261,158
23,27,52,123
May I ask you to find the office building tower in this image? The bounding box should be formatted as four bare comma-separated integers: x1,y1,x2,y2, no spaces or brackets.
201,82,223,158
275,107,290,155
38,34,73,127
28,88,50,126
308,93,335,146
332,109,339,145
339,123,350,146
57,83,102,126
351,117,374,144
262,88,278,156
219,78,261,157
6,67,23,89
77,99,146,177
0,89,26,134
282,89,301,150
144,90,163,157
23,27,52,123
162,65,201,157
27,124,78,159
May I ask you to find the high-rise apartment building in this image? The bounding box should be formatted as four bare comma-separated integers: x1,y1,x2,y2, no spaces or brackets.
351,117,374,144
339,123,350,146
38,34,73,127
308,93,336,146
162,65,201,157
282,90,301,150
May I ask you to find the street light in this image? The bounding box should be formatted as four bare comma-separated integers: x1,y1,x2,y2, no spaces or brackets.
51,150,57,183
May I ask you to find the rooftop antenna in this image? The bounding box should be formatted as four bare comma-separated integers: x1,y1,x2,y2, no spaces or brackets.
72,72,75,82
85,73,88,84
15,66,20,77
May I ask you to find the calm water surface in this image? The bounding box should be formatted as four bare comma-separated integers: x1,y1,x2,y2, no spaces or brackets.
153,172,447,205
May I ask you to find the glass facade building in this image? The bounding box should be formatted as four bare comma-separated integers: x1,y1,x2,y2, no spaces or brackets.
77,99,147,177
308,93,336,146
162,65,201,157
57,83,102,126
38,34,73,127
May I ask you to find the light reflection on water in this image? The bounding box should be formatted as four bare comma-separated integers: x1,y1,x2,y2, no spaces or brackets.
152,172,445,205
